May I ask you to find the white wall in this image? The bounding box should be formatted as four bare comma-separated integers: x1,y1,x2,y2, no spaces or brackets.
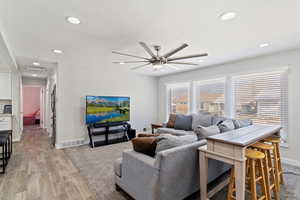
45,68,57,135
158,48,300,164
55,49,158,147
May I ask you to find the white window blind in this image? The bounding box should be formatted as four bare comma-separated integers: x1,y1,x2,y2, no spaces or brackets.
195,78,225,116
167,83,190,114
233,70,288,140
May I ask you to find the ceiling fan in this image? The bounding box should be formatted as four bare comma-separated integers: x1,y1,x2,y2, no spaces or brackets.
112,42,208,71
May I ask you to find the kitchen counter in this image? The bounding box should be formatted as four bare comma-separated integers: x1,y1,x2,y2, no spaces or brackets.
0,114,13,117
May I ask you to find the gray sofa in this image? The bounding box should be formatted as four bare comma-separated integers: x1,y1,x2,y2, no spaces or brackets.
114,113,250,200
114,140,230,200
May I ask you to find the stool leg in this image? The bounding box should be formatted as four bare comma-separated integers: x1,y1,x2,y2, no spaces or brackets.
250,159,257,200
275,143,284,184
272,145,281,192
267,150,279,200
262,149,271,200
2,145,5,174
227,167,235,200
258,159,268,200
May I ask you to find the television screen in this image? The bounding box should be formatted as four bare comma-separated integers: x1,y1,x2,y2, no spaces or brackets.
86,96,130,124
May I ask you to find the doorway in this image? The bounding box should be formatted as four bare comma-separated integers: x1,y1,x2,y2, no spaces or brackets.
22,86,45,128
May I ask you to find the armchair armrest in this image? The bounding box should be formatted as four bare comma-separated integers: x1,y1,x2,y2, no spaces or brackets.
121,150,160,200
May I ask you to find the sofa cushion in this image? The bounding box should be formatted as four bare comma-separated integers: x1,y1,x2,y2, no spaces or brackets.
132,137,157,157
174,114,193,131
157,127,194,136
166,113,177,128
218,119,235,132
114,158,122,177
155,134,197,153
212,116,229,125
194,125,220,140
192,113,213,129
233,119,253,129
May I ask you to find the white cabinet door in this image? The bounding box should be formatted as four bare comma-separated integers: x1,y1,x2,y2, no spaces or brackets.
0,117,12,130
0,73,11,99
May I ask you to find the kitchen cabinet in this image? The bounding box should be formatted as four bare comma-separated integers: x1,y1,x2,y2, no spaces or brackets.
0,72,11,99
0,116,12,130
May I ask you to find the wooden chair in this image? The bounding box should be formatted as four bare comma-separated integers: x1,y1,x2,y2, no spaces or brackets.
227,149,268,200
263,136,284,191
250,142,279,200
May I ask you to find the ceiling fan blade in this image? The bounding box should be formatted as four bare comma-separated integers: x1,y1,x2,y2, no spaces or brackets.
163,43,188,58
139,42,156,58
113,61,149,64
167,62,199,66
167,53,208,61
112,51,150,60
131,63,151,70
165,64,180,70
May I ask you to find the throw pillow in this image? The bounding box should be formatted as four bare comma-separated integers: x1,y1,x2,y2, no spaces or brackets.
132,137,157,157
194,125,220,140
166,113,177,128
174,114,193,131
218,119,235,132
155,134,197,153
192,113,213,130
233,119,253,129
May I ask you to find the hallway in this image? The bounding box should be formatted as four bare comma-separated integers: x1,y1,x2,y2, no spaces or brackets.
0,126,96,200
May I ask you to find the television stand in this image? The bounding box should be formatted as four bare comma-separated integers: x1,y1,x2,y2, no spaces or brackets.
87,122,131,148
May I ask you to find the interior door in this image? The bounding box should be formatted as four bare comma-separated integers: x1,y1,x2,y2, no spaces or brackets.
51,85,56,147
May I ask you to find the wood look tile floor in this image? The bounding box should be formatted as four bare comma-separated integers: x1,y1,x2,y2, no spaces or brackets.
0,126,96,200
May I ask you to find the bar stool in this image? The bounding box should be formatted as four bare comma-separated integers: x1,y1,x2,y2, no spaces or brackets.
227,149,268,200
263,136,283,191
0,130,12,157
250,142,279,200
0,135,9,174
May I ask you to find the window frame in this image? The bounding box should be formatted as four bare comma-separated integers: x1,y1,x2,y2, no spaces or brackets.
166,82,191,117
193,78,226,116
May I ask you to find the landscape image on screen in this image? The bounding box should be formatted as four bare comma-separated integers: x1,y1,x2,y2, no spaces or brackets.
86,96,130,124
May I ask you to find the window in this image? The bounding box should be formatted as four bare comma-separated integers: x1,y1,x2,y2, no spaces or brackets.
194,78,225,116
167,83,190,114
233,70,288,139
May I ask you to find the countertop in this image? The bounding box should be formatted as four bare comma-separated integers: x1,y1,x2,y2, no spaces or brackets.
0,114,13,117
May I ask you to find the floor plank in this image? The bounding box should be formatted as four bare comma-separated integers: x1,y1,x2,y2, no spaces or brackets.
0,126,96,200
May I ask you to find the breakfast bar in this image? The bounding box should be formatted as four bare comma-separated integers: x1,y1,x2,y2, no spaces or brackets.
199,124,281,200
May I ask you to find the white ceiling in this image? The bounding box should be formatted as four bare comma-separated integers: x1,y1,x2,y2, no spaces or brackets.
16,57,57,78
0,0,300,76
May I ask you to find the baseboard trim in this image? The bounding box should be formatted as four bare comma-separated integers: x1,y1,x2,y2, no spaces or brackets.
55,139,89,149
281,157,300,167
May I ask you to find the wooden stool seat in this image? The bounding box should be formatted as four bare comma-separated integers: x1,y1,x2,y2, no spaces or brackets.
246,149,265,159
264,136,280,143
251,142,274,150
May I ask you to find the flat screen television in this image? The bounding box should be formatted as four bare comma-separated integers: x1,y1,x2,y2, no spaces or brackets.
86,96,130,124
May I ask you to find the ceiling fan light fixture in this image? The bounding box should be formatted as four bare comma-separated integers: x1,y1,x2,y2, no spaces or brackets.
220,12,237,21
153,64,163,70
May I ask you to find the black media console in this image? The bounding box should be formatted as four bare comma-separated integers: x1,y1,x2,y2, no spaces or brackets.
87,122,135,148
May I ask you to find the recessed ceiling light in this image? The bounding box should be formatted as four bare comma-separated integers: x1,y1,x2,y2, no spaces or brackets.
199,59,204,63
66,16,81,25
32,74,38,77
259,43,270,48
119,62,125,65
32,62,40,66
53,49,63,54
220,12,237,21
